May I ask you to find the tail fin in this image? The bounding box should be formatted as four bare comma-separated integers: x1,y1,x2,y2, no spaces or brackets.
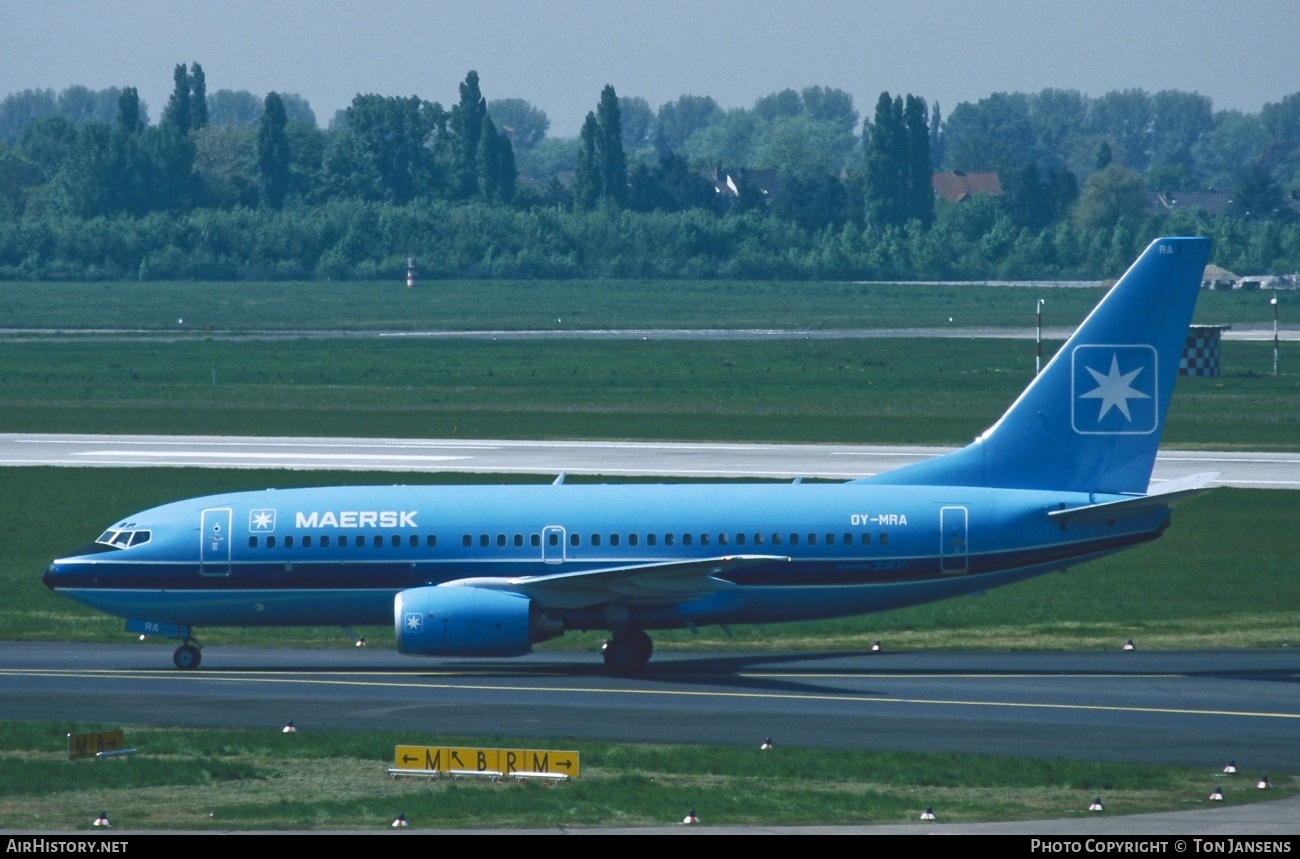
855,237,1210,494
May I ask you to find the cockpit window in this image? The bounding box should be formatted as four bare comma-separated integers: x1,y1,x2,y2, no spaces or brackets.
95,529,152,550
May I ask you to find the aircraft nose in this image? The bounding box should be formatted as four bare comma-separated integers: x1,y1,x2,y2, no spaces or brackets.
42,564,58,590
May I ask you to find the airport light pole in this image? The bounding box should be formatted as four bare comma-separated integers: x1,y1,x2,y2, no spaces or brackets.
1036,298,1045,376
1272,291,1279,376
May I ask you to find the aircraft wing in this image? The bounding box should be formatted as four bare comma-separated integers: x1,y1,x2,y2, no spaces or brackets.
1047,472,1219,526
439,555,789,610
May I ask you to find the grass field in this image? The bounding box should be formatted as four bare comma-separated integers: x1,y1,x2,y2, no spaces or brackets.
0,722,1287,831
0,278,1291,332
1,336,1296,447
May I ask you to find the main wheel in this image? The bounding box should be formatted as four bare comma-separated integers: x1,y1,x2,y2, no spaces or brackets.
602,629,652,676
173,644,201,670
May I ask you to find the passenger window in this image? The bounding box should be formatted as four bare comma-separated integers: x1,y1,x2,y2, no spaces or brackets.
700,534,710,546
463,534,472,548
284,536,294,549
647,534,657,547
718,533,728,546
426,535,436,548
409,535,418,548
807,533,817,546
844,533,852,545
320,535,330,548
591,534,602,547
682,534,691,546
531,534,540,547
825,533,835,546
302,536,312,548
569,533,579,547
771,533,781,546
610,534,620,547
514,534,524,547
390,535,400,548
267,535,276,549
339,535,348,548
861,533,871,546
480,534,489,548
665,533,674,547
249,536,258,549
789,534,799,546
629,534,638,547
736,533,746,546
880,533,889,546
496,534,506,548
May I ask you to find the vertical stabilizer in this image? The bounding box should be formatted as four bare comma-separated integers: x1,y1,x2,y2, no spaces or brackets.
856,237,1210,494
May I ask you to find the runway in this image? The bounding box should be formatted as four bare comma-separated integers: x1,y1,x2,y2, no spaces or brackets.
2,432,1298,488
2,643,1297,773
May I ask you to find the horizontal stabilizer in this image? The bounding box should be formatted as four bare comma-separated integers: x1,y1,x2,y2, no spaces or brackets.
1047,472,1218,525
441,555,788,610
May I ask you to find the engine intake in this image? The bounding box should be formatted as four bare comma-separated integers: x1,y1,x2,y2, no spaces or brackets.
394,586,563,657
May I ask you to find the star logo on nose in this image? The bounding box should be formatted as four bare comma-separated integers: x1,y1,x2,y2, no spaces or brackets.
249,510,276,531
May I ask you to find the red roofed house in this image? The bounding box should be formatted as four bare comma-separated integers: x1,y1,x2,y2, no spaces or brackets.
932,170,1002,203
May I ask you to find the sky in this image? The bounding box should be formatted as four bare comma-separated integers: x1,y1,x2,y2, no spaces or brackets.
4,0,1299,136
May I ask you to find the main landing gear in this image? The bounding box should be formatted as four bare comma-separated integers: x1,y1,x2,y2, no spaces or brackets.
173,639,202,670
602,628,653,675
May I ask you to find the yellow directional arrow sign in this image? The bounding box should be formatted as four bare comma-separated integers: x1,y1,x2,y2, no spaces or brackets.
394,744,579,778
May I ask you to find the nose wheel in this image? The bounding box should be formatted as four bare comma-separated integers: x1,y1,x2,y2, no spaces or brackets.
173,643,201,670
602,628,652,675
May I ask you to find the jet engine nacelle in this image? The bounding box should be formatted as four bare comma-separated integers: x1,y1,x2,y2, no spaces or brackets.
394,586,562,657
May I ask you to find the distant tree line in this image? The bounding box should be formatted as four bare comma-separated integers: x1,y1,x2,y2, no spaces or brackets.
2,65,1300,281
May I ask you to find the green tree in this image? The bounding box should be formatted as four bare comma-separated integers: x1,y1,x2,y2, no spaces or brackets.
944,92,1038,175
18,115,78,179
864,92,904,229
207,89,263,125
1233,162,1286,219
476,115,516,204
574,112,602,210
904,94,934,227
451,71,487,199
117,88,142,135
331,94,445,203
194,123,258,208
865,92,931,229
1088,89,1153,171
618,95,654,158
653,95,720,156
189,63,208,130
1149,89,1212,176
1073,163,1146,229
596,85,628,206
1192,110,1267,189
1260,92,1300,143
0,143,43,217
258,92,290,208
162,64,192,135
486,98,549,151
0,89,57,144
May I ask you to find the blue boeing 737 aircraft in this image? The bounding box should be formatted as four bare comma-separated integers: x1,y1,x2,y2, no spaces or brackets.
44,237,1215,674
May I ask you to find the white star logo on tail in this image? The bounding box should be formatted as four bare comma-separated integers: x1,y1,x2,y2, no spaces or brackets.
1071,345,1158,435
1079,354,1149,422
